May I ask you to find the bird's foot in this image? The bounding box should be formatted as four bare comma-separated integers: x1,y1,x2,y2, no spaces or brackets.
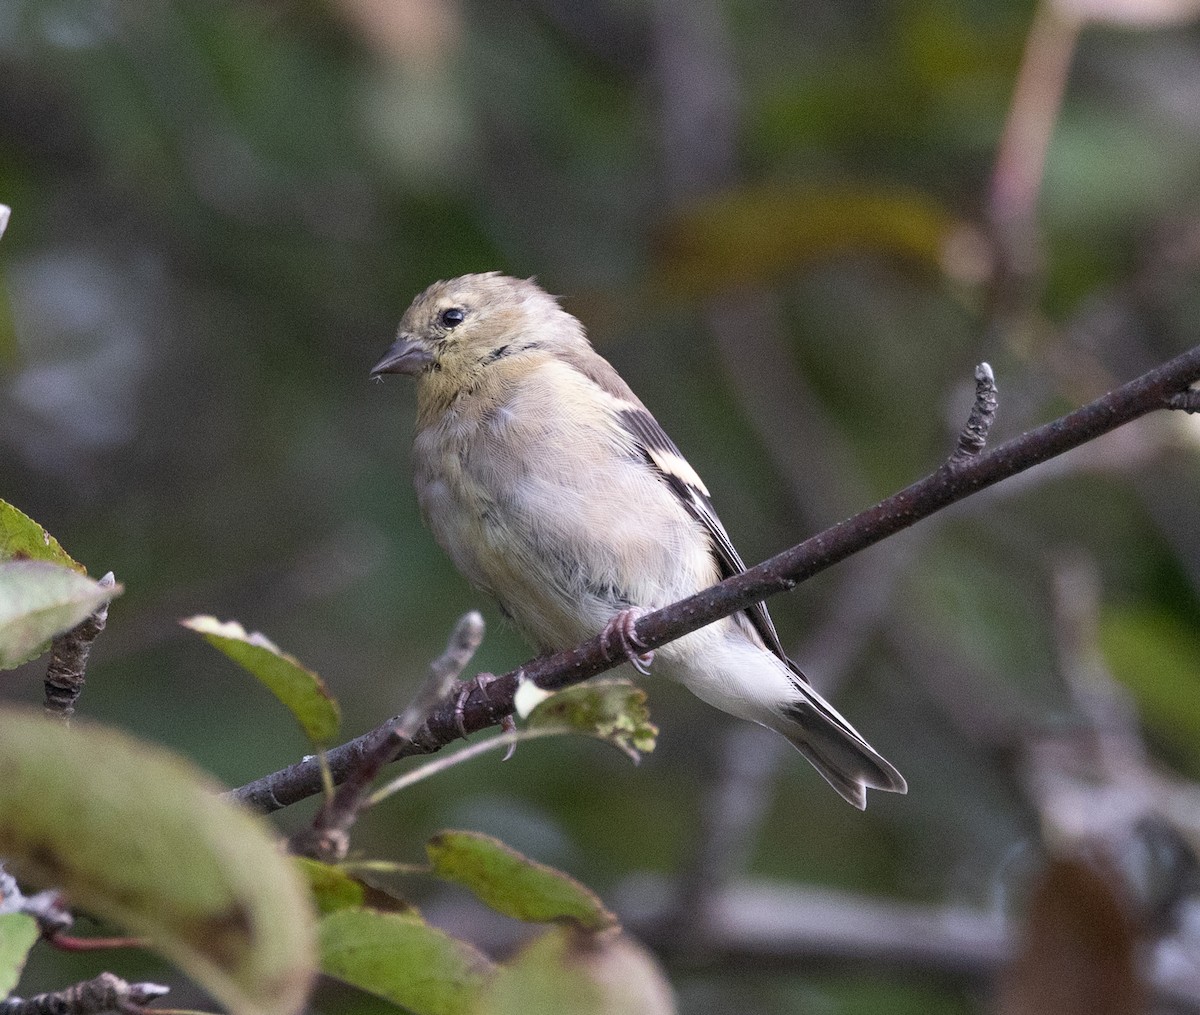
454,671,501,739
600,608,654,676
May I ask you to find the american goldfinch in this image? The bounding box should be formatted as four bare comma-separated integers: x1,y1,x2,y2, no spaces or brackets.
372,273,906,808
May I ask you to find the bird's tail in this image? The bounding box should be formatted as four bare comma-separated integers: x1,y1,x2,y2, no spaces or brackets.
765,686,907,810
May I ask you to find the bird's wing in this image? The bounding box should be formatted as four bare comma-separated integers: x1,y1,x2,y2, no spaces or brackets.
557,347,806,681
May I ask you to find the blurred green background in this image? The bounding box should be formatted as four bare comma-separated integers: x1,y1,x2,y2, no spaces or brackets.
3,0,1200,1011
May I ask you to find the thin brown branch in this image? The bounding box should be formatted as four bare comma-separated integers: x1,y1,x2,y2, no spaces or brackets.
44,572,115,721
231,345,1200,813
288,612,485,860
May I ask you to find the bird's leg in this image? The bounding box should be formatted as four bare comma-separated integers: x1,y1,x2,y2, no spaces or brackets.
599,607,654,676
453,671,502,739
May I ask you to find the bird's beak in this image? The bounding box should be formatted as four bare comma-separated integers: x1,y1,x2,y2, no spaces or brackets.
370,336,435,377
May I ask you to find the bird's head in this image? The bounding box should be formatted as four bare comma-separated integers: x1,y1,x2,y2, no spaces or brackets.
371,273,582,392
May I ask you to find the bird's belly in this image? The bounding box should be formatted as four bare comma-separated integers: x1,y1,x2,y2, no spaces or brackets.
414,421,714,654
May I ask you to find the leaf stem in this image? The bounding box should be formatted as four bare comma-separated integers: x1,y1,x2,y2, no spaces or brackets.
367,728,563,806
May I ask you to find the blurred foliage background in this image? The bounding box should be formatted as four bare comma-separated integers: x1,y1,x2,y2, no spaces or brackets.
3,0,1200,1011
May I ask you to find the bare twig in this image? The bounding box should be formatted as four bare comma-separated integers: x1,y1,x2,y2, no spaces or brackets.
288,612,485,860
0,974,169,1015
43,572,115,721
392,611,486,741
231,347,1200,813
0,866,72,936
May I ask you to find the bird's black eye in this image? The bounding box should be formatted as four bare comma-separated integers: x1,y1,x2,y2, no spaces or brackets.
440,307,466,329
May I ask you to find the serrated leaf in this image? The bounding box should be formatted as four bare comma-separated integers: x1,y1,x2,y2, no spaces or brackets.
0,501,84,573
182,616,340,744
319,907,494,1015
477,926,677,1015
427,831,616,933
0,707,316,1015
0,561,120,670
0,913,38,999
526,680,657,761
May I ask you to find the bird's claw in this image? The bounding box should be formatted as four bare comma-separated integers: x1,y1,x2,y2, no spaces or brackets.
501,714,517,761
600,608,654,676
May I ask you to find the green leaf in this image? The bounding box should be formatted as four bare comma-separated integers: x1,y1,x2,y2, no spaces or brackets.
319,907,494,1015
0,707,316,1015
426,831,616,933
297,858,366,915
0,913,38,999
181,616,340,743
296,858,417,918
0,561,121,670
525,680,657,761
0,501,84,572
477,926,677,1015
653,182,957,298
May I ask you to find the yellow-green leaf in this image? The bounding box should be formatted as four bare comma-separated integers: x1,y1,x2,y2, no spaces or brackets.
526,680,657,761
0,561,120,670
427,831,616,933
181,616,340,744
0,501,84,572
319,907,494,1015
0,708,316,1015
0,913,38,999
477,926,677,1015
296,858,367,915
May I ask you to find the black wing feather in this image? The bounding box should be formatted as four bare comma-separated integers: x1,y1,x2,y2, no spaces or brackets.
617,408,807,684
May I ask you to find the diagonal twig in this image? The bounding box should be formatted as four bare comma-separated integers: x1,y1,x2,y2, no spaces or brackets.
287,612,485,860
231,347,1200,813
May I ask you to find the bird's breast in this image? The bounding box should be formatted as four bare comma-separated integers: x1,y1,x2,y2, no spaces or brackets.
412,373,718,651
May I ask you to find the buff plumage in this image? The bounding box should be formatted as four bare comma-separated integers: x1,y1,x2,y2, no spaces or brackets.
372,273,906,808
